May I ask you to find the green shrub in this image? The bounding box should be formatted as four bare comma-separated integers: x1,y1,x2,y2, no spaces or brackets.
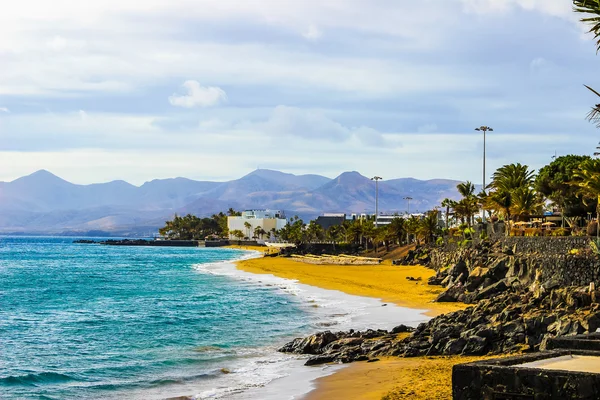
552,228,569,237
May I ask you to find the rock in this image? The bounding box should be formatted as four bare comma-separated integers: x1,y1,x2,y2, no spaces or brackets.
278,331,339,354
435,285,464,302
305,354,338,366
443,338,466,354
466,266,490,291
475,279,509,301
391,324,414,334
462,335,488,355
447,260,468,278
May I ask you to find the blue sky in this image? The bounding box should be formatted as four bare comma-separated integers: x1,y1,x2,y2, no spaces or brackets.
0,0,599,185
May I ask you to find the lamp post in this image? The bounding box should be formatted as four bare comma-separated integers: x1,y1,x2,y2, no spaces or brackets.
475,126,493,222
404,196,413,215
371,176,382,228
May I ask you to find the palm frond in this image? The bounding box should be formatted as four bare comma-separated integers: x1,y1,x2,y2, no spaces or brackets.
574,0,600,52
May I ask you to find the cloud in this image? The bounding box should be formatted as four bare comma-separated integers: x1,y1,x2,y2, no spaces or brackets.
256,105,387,147
461,0,572,18
261,105,348,140
168,81,227,108
0,107,9,113
418,123,438,133
47,36,67,51
302,24,322,40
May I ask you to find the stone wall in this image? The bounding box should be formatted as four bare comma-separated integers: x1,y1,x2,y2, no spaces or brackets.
429,236,600,289
501,236,590,255
453,350,600,400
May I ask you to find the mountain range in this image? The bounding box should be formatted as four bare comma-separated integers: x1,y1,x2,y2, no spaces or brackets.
0,169,471,236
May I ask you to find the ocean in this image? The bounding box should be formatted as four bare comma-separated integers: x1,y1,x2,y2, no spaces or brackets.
0,236,428,400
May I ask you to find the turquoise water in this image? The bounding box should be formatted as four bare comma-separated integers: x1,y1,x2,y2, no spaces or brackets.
0,237,311,399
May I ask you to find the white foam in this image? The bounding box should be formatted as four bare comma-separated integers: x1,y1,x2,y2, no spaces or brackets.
186,249,432,400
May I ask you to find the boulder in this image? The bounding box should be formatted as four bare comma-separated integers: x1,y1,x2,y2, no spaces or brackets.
474,279,509,301
435,285,464,302
462,335,488,355
391,324,414,334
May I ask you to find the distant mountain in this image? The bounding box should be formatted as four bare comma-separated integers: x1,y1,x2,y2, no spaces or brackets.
0,169,469,235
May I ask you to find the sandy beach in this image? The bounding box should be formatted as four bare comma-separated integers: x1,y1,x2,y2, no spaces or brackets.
230,246,474,400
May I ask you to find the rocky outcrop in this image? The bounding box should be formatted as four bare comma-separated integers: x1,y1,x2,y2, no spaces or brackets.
280,287,600,365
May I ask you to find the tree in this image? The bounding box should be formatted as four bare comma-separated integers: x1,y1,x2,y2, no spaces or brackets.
484,163,538,232
457,181,475,198
454,181,478,227
326,225,343,250
387,217,406,245
573,1,600,126
417,210,441,244
405,215,421,244
159,214,224,240
511,187,544,220
243,221,252,239
489,163,535,193
253,225,265,239
227,208,241,216
572,158,600,237
231,229,245,244
536,155,596,217
441,198,455,229
306,222,325,243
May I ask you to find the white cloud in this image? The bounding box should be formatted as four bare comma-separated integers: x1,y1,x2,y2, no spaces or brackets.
0,107,9,113
78,110,88,121
47,36,67,51
302,24,322,40
168,81,227,108
418,123,438,133
461,0,572,18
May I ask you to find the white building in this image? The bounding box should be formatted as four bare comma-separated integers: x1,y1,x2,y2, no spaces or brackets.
227,210,287,240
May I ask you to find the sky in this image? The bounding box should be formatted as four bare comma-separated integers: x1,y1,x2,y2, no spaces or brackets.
1,0,599,185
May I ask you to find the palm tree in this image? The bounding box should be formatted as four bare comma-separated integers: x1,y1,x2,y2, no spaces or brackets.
362,221,375,250
253,225,264,240
489,163,535,192
572,158,600,238
306,222,324,243
573,1,600,125
457,181,475,198
441,198,455,229
326,225,343,250
405,215,421,244
387,217,406,245
511,187,543,221
417,210,440,244
243,221,252,239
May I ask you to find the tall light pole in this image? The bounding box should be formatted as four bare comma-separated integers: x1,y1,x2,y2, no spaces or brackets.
404,196,413,215
371,176,382,228
475,126,493,223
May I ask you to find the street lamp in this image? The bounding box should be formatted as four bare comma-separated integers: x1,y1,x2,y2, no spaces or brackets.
371,176,382,228
475,126,493,222
403,196,413,215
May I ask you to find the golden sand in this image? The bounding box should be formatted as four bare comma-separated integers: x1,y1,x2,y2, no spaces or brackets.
305,356,489,400
233,251,477,400
235,256,465,316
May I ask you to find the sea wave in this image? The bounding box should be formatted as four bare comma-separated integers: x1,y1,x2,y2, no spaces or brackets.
0,371,82,386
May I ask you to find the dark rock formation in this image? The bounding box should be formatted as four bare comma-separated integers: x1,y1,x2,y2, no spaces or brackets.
280,287,600,365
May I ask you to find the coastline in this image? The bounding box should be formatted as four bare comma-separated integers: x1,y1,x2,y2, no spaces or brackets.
188,247,439,400
224,246,471,400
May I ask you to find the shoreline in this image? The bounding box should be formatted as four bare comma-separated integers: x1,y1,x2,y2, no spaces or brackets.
225,246,470,400
189,247,437,400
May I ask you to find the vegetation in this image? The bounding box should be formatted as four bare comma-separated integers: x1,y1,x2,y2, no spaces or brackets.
574,1,600,126
158,213,227,240
536,155,596,217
